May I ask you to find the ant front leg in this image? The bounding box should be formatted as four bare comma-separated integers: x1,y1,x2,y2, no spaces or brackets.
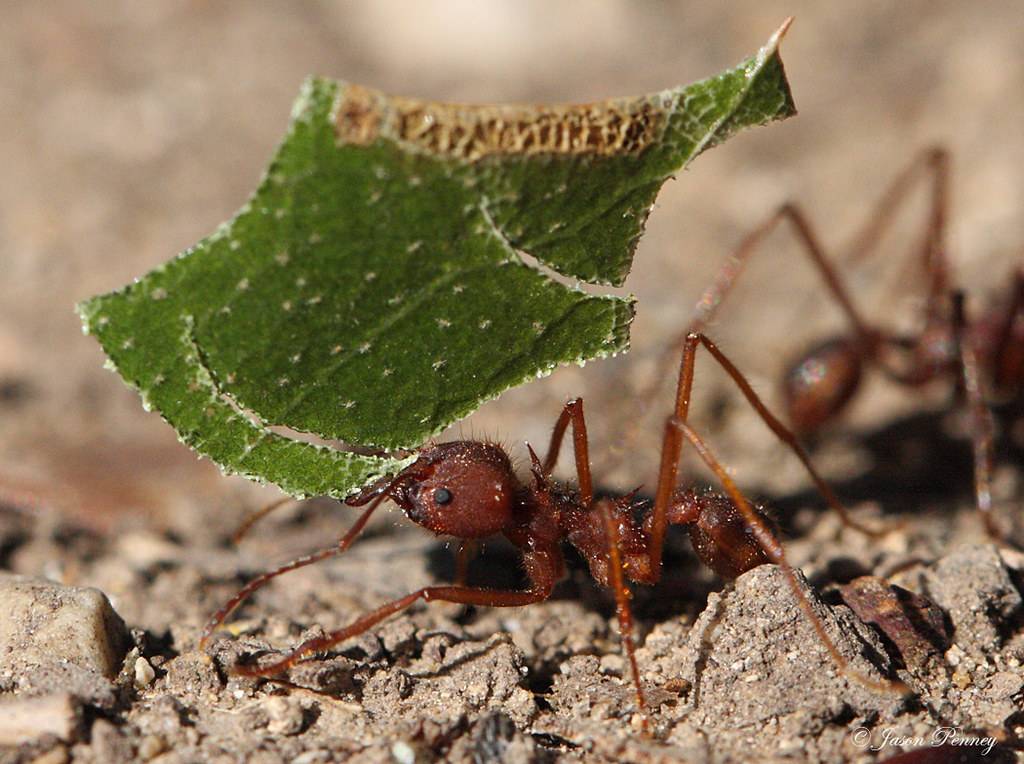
232,581,554,678
538,399,650,725
539,397,594,506
199,492,387,649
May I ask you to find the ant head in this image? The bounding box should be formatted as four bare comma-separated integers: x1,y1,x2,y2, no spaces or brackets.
385,441,519,539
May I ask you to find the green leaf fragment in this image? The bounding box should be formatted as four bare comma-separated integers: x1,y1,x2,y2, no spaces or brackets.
78,22,795,500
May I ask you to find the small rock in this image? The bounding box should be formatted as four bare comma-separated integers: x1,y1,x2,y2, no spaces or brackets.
135,656,157,688
137,734,166,760
90,718,133,763
0,573,129,679
926,545,1022,657
29,746,69,764
264,695,305,736
0,693,80,745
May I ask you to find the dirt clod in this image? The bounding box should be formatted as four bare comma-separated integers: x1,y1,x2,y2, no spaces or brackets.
0,573,129,681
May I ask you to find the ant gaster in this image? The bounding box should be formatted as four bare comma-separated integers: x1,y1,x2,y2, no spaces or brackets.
201,332,906,729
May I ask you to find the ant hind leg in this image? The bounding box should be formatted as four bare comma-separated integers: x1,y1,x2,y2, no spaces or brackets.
668,416,909,696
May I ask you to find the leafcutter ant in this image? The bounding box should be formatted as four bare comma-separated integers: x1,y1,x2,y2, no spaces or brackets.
200,329,906,729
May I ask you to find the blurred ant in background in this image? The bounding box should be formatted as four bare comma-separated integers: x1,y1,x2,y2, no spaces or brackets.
640,147,1022,540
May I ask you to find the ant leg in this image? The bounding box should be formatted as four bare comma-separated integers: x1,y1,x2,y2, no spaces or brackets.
669,417,908,695
843,146,948,270
232,496,299,544
540,398,594,508
620,203,882,476
231,583,553,677
540,399,593,502
951,293,1000,539
541,401,651,724
650,332,881,578
597,500,649,729
632,149,951,445
199,492,387,649
688,204,874,340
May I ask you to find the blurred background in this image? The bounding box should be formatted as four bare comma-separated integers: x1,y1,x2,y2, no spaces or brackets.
2,1,1023,536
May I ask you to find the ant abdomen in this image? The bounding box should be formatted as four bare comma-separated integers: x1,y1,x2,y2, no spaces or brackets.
975,302,1024,396
666,489,776,580
781,336,865,434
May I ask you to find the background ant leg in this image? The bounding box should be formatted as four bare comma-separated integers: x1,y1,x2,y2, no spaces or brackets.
231,582,554,677
628,147,951,449
667,416,908,696
231,496,299,544
199,492,387,649
951,292,1000,540
649,331,881,579
843,146,948,270
624,203,876,444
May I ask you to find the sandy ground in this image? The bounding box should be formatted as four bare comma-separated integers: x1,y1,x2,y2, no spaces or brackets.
2,2,1024,762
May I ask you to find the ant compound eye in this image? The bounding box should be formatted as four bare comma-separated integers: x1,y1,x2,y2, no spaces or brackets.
433,487,453,506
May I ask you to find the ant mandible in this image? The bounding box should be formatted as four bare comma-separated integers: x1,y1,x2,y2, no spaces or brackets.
200,327,906,729
642,147,1022,540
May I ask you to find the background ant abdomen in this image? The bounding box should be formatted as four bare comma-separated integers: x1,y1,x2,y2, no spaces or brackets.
975,300,1024,395
782,336,865,434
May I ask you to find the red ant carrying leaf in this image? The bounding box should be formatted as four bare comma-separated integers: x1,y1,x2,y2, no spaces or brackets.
201,326,909,729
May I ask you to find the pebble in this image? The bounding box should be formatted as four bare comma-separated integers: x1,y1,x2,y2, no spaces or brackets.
135,656,157,688
0,573,129,679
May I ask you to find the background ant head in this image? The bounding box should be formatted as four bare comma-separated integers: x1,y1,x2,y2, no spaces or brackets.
382,441,519,539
